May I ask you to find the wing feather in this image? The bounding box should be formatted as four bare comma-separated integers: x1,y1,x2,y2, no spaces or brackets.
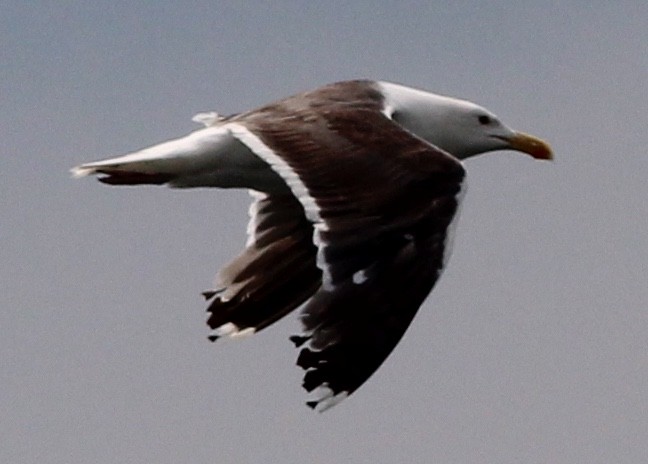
228,81,465,409
206,192,320,338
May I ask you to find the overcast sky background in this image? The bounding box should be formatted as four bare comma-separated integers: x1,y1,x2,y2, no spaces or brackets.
2,2,647,463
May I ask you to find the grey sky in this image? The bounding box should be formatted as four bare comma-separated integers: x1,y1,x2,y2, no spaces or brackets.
2,1,647,463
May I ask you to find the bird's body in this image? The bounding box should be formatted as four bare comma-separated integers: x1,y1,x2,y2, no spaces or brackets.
73,80,552,411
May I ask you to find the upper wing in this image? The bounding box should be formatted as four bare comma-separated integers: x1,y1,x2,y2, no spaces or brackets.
229,89,466,410
205,191,321,339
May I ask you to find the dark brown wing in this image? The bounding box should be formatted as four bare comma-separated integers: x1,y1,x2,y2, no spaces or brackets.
205,192,321,339
231,83,466,410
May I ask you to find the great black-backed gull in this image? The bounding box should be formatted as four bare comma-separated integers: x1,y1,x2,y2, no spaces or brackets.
72,80,552,411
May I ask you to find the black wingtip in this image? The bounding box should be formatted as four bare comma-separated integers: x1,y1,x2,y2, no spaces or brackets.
296,348,320,370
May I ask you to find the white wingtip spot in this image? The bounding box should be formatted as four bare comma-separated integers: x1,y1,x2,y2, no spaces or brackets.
210,322,256,339
210,322,239,338
310,385,349,412
230,327,256,339
352,269,368,285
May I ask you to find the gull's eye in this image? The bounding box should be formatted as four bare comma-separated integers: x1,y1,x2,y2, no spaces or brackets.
478,115,491,125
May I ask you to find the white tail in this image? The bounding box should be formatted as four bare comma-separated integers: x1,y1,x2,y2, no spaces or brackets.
71,122,283,190
71,125,234,176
